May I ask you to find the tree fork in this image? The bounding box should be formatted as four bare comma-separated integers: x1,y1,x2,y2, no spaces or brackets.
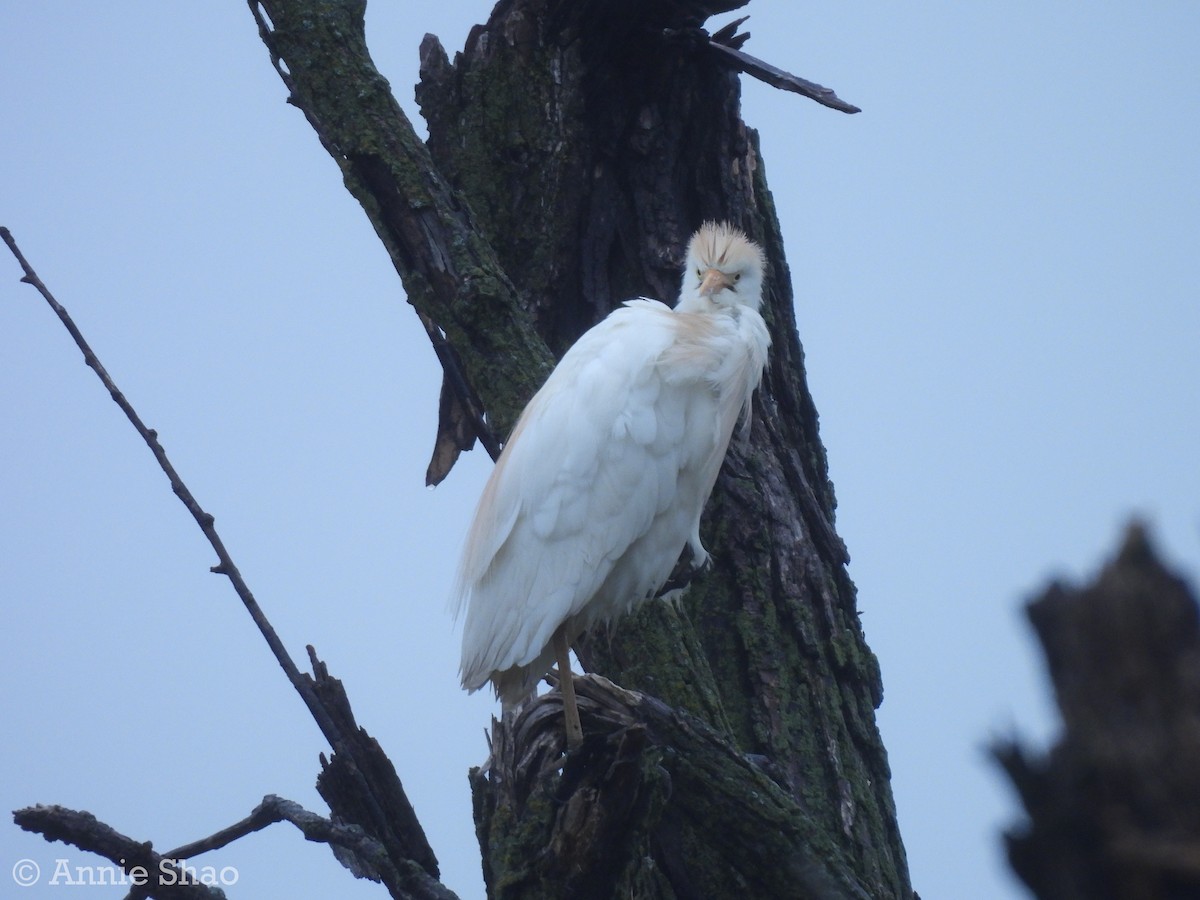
249,0,912,896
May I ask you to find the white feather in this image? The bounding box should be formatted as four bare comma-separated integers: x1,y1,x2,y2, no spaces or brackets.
454,223,770,705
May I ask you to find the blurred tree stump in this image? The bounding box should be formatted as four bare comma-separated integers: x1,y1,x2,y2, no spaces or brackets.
997,523,1200,900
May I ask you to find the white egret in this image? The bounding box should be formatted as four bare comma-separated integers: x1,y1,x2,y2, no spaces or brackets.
454,222,770,746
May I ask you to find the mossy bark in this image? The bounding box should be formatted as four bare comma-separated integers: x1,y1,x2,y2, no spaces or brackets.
253,0,553,441
251,0,912,897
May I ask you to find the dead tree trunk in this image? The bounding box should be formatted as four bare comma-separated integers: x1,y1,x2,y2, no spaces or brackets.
251,0,911,897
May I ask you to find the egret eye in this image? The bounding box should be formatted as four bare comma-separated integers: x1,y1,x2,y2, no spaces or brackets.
734,272,741,281
696,268,703,278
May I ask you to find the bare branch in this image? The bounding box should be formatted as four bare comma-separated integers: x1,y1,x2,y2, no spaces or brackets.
12,805,225,900
13,797,459,900
169,795,457,900
0,226,343,751
657,17,861,114
706,40,861,113
2,229,450,897
161,798,285,861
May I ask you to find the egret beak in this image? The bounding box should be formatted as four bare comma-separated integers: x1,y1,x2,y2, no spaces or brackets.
699,267,734,297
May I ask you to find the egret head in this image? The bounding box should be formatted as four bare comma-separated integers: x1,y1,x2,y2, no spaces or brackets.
679,221,766,313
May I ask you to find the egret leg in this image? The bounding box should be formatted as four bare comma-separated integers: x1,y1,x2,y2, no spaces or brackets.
553,624,583,748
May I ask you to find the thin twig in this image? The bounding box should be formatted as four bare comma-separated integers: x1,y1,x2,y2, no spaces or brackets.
159,794,425,889
163,797,286,860
3,227,448,894
0,226,342,750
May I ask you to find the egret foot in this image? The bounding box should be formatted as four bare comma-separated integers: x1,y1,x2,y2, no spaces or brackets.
553,624,583,749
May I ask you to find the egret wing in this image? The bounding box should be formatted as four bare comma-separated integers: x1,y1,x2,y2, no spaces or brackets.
456,298,769,694
455,301,682,689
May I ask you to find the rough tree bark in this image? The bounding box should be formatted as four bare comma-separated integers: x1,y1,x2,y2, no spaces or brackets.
248,0,911,897
411,4,907,897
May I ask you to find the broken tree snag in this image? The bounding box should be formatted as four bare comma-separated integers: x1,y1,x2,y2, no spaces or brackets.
304,648,461,900
996,523,1200,900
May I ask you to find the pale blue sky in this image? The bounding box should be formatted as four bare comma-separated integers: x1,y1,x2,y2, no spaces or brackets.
3,4,1197,899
